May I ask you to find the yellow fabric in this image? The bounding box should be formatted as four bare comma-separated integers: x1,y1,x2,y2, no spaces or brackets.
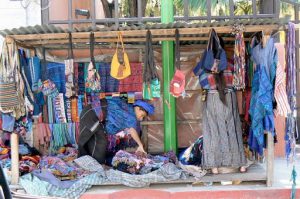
110,33,131,80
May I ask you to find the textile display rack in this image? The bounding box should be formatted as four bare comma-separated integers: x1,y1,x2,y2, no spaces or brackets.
1,21,298,189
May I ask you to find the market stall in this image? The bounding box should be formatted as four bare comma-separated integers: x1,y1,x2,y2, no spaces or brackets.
0,18,298,198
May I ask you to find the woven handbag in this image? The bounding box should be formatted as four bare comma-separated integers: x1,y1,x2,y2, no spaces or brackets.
0,40,19,111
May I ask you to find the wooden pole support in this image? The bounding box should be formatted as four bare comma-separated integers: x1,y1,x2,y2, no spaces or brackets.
266,131,274,187
10,132,19,185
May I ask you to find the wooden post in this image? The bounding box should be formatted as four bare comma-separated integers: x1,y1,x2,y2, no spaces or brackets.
11,132,19,185
267,131,274,187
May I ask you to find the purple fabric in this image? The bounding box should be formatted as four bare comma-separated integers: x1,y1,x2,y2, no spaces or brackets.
32,170,77,189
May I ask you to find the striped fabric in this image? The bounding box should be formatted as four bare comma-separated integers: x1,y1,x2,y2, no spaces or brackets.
202,89,246,168
0,82,19,107
274,62,291,117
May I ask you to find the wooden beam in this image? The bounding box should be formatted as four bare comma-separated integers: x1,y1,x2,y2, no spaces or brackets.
9,24,279,42
22,36,250,47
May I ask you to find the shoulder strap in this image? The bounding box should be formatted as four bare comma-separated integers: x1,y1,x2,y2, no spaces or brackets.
175,29,180,70
68,32,74,59
90,32,95,68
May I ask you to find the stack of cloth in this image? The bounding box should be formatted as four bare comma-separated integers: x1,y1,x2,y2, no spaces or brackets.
111,150,177,174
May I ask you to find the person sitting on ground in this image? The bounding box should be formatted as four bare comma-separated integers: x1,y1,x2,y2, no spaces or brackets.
78,97,154,164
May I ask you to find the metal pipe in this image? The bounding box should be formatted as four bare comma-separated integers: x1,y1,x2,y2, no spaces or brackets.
161,0,177,153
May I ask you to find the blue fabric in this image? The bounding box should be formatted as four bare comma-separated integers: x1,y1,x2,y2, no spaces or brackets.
26,56,41,92
47,62,66,94
2,113,15,132
248,38,277,155
105,98,137,135
32,170,77,189
78,63,85,95
97,62,119,92
133,100,155,115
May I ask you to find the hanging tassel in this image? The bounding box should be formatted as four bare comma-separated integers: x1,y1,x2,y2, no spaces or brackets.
291,165,297,199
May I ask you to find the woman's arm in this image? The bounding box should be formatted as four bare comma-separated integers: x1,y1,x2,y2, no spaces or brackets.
128,127,146,153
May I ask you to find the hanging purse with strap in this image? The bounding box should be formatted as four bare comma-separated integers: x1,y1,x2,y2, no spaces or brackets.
0,40,20,112
143,30,160,100
110,32,131,80
170,29,185,98
85,32,101,92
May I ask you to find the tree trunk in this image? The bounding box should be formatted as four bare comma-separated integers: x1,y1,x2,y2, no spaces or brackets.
129,0,138,17
101,0,112,18
141,0,147,17
260,0,274,14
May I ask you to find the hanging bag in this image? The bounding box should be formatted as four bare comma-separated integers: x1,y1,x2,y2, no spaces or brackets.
193,28,228,89
0,40,20,112
85,32,101,92
143,30,160,100
170,29,185,98
110,32,131,80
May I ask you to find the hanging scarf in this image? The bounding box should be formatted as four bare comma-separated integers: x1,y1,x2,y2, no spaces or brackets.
233,32,246,90
286,22,298,161
286,22,298,199
65,33,75,98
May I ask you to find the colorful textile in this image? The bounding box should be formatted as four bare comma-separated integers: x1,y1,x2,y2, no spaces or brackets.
233,32,246,90
71,97,79,122
179,136,203,166
119,63,143,92
0,40,25,119
49,123,72,154
107,129,137,152
286,22,298,161
98,62,120,92
47,62,66,94
53,93,67,123
90,92,102,120
112,150,177,174
26,56,41,92
47,95,55,124
248,37,277,155
202,90,246,168
65,59,75,98
77,63,85,95
274,59,291,117
105,97,137,135
193,60,234,90
65,98,72,123
2,113,15,132
20,163,187,198
84,62,101,93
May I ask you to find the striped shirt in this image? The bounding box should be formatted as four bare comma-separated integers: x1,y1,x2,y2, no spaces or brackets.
274,62,291,117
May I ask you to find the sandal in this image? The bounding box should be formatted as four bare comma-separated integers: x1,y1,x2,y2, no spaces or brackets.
212,167,219,174
240,166,247,173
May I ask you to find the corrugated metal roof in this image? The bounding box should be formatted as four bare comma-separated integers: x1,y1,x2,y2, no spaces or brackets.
0,18,288,37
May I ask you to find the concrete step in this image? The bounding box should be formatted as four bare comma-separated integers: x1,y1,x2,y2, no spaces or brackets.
81,188,300,199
